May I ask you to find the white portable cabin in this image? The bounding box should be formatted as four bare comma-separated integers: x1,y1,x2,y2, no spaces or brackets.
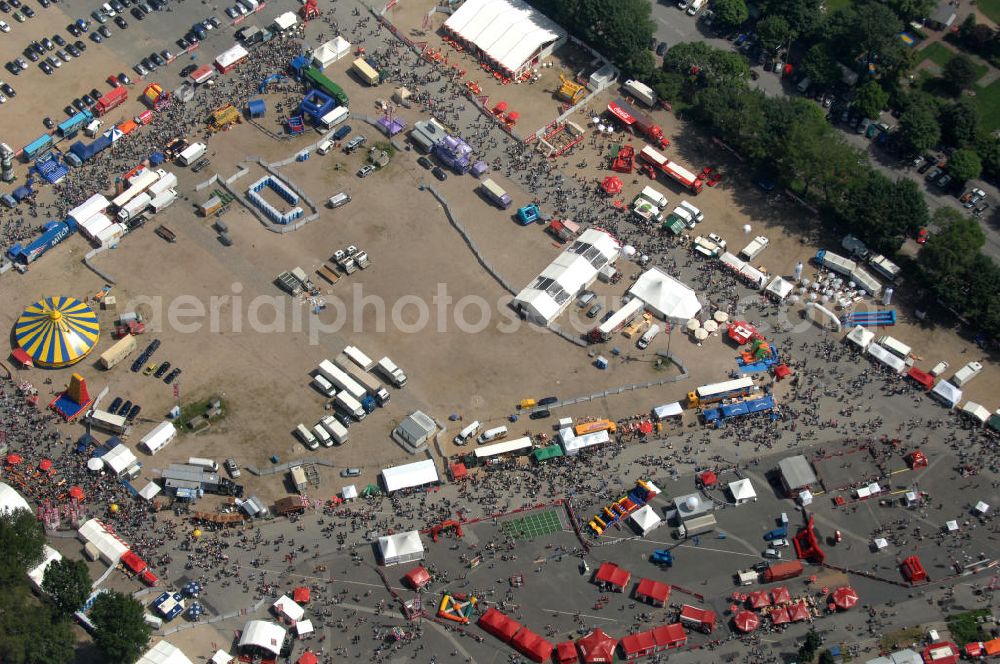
139,421,177,455
875,335,911,359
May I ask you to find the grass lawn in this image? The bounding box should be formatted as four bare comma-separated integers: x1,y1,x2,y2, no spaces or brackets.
918,42,989,79
973,79,1000,132
946,608,990,645
824,0,855,11
979,0,1000,24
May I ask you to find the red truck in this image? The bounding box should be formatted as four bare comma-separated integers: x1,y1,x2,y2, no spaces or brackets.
639,145,704,194
608,99,668,148
762,561,804,583
94,86,128,116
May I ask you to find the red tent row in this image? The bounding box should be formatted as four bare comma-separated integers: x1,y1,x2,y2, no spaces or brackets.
770,586,792,604
770,607,791,625
678,604,717,633
511,627,553,663
787,601,811,622
555,641,579,664
634,578,670,607
619,624,686,660
577,629,617,663
594,562,631,592
478,607,521,642
747,590,771,609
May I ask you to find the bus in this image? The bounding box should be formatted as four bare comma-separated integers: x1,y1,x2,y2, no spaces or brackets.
302,66,349,106
479,178,512,209
687,376,755,407
471,437,532,465
58,109,94,138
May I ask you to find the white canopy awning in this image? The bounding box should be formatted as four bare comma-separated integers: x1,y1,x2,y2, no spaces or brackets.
766,276,794,300
728,478,757,503
342,485,358,500
381,459,439,493
961,401,990,424
846,325,874,349
377,530,425,565
139,481,162,501
629,266,702,323
103,444,138,475
629,504,661,535
653,402,683,420
931,380,962,408
272,595,305,622
210,650,233,664
136,641,194,664
866,343,906,373
295,619,313,636
238,620,286,656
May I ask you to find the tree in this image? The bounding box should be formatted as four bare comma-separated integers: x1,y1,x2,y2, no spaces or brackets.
800,43,840,87
89,591,151,664
757,15,791,52
948,148,982,183
818,651,838,664
713,0,749,30
939,98,979,148
883,0,935,21
663,42,749,95
828,4,902,67
798,628,823,662
853,80,889,119
0,509,45,586
977,135,1000,181
692,84,768,160
757,0,823,41
0,601,75,664
42,559,91,616
898,103,940,155
943,53,979,93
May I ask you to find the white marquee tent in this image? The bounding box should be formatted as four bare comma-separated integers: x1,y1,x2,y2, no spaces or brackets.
765,276,794,301
443,0,566,77
103,443,138,476
513,229,620,325
629,504,662,536
628,266,701,323
272,595,305,622
238,620,286,656
931,380,962,408
846,325,874,350
961,401,990,425
312,36,351,69
866,343,906,373
136,641,194,664
27,544,63,590
377,530,425,566
78,518,130,564
0,482,31,514
381,459,439,494
728,478,757,504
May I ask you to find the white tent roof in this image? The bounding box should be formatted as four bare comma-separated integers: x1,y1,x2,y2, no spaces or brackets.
0,482,31,514
139,481,162,501
136,641,194,664
766,276,794,300
238,620,286,655
67,193,110,224
444,0,566,74
562,429,610,454
866,343,906,373
342,485,358,500
628,266,701,323
103,444,138,475
629,504,661,534
513,229,620,325
931,380,962,408
728,478,757,502
381,459,439,493
77,518,130,564
215,44,249,69
653,402,683,420
272,595,305,622
295,619,314,636
961,401,990,424
210,651,233,664
846,325,874,349
27,544,63,589
377,530,424,563
312,37,351,68
272,11,297,30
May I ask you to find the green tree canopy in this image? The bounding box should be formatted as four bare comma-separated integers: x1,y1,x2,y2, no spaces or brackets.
757,0,824,41
882,0,935,21
0,601,75,664
948,149,983,183
89,591,151,664
939,98,979,149
713,0,749,30
0,509,45,586
663,42,750,94
828,3,903,66
853,80,889,119
838,174,928,252
976,135,1000,181
42,558,92,616
943,53,979,93
757,15,791,52
800,43,840,87
898,103,940,155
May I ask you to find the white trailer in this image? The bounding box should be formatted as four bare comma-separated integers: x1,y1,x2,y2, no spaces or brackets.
638,185,668,209
814,250,856,276
321,415,349,444
312,374,336,397
952,361,983,387
116,192,152,222
342,345,375,371
337,357,390,405
376,356,407,387
177,142,207,166
320,360,367,401
335,392,366,420
739,236,769,261
139,421,176,455
623,79,656,107
868,254,901,282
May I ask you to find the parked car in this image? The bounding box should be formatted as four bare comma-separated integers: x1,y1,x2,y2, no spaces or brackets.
53,34,65,46
154,361,171,378
20,4,32,17
40,60,53,73
357,164,375,178
117,71,130,85
332,124,351,140
127,404,141,420
924,165,943,182
98,25,110,37
586,302,603,318
43,116,54,128
224,458,241,478
164,368,181,384
432,166,447,181
118,399,132,416
114,15,126,27
529,409,551,420
90,30,103,42
917,228,928,245
130,6,144,18
417,156,432,169
935,173,952,190
109,396,123,413
74,39,86,51
81,93,94,106
340,468,361,478
66,43,79,57
655,41,668,56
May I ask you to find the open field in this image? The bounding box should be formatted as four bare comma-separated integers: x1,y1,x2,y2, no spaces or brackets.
979,0,1000,24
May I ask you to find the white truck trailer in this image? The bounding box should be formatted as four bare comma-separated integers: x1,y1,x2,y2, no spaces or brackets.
334,392,366,420
739,236,769,261
318,360,367,401
376,356,407,387
320,415,349,445
337,356,390,405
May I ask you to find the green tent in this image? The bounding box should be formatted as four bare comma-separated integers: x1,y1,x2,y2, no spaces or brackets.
361,484,381,497
663,216,685,235
989,413,1000,434
532,445,564,463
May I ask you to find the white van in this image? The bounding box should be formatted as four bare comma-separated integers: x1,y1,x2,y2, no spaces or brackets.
453,420,481,446
296,424,319,450
313,423,333,447
312,374,336,397
317,139,333,156
477,426,508,444
637,324,661,350
188,457,218,472
327,192,351,208
678,200,704,223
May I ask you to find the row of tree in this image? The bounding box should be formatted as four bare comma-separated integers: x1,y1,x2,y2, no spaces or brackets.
0,509,151,664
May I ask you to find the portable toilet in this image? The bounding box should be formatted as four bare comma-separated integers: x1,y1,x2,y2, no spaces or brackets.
247,99,266,118
595,356,609,370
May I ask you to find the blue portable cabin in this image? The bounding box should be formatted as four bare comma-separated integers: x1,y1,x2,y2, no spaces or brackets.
22,134,55,161
246,98,266,118
58,109,94,138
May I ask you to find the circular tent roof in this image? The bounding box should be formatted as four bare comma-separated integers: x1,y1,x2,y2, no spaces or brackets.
14,296,99,368
0,482,31,515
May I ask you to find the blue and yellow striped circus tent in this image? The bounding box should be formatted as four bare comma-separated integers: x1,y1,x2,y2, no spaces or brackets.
14,296,100,369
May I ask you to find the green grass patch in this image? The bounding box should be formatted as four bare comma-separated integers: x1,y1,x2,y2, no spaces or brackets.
179,395,228,430
947,609,991,645
978,0,1000,24
972,79,1000,132
919,42,956,68
879,626,924,653
824,0,855,12
500,510,563,541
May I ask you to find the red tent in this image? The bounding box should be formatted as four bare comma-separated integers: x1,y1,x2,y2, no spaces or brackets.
403,566,431,590
906,366,934,390
478,608,521,642
830,586,858,610
678,604,717,633
555,641,579,664
577,628,617,663
907,450,928,469
747,591,771,609
620,630,657,659
449,462,468,481
38,459,53,472
68,486,85,501
594,562,631,591
297,652,319,664
770,607,790,625
5,454,22,465
965,642,983,659
787,601,811,622
293,586,311,603
770,586,792,604
511,628,553,663
698,470,717,487
922,642,959,664
120,551,147,574
774,364,792,380
601,176,623,196
11,348,33,368
733,611,760,633
651,623,685,649
634,578,670,606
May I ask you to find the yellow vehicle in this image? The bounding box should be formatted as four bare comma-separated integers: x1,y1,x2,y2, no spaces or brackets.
623,313,652,339
518,398,537,410
209,104,241,132
557,74,586,104
574,419,617,436
143,363,158,376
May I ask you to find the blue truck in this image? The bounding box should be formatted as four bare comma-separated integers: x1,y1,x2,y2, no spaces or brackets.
649,549,673,566
763,526,787,541
7,218,78,264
